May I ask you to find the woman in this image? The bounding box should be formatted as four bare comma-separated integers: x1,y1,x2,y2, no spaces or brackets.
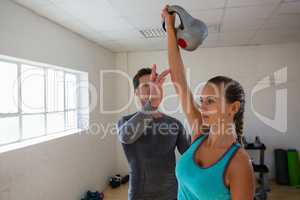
161,6,255,200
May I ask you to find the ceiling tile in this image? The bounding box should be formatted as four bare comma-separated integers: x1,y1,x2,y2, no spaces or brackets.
222,5,277,32
263,14,300,30
166,0,227,10
101,29,144,40
108,0,167,16
222,18,265,32
224,5,277,21
219,31,256,42
80,30,112,42
277,1,300,14
108,0,226,16
201,40,220,48
58,19,84,31
29,4,74,25
85,16,134,32
12,0,300,52
14,0,53,8
117,37,167,51
98,40,127,52
227,0,281,7
122,12,162,29
205,33,219,41
251,30,300,44
217,40,250,47
217,31,255,47
50,0,134,31
52,0,120,19
123,9,223,32
283,0,300,3
201,35,220,48
190,9,224,25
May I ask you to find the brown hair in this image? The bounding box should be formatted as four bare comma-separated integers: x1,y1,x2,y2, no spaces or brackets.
207,76,245,144
133,67,159,90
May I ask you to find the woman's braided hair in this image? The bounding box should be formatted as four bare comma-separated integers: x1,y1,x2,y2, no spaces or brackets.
207,76,245,144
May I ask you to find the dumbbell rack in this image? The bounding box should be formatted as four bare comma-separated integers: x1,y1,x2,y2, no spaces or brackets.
245,143,270,200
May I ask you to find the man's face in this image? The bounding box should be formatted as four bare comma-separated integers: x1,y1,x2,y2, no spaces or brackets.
135,74,151,105
135,74,163,107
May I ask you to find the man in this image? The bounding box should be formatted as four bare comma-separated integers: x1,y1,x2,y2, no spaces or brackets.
117,64,191,200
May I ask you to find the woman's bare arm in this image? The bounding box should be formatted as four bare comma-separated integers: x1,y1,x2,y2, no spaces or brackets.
162,6,202,138
229,150,256,200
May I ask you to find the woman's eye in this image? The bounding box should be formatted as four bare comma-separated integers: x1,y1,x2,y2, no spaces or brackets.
143,84,149,89
208,99,215,104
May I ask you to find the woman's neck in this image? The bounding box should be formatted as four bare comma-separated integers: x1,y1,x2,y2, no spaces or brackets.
207,123,237,148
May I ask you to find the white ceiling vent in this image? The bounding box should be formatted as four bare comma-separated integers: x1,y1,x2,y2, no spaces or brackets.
139,28,166,38
140,24,220,39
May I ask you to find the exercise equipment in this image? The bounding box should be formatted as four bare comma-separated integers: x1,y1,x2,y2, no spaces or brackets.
254,136,263,147
287,149,300,186
274,149,289,185
81,191,104,200
162,5,208,51
245,138,270,200
121,174,129,184
109,174,122,188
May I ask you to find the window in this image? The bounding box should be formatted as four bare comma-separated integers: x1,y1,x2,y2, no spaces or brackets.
0,55,89,149
21,65,45,113
0,61,18,113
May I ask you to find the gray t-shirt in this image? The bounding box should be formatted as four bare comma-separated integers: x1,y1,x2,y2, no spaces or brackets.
117,101,191,200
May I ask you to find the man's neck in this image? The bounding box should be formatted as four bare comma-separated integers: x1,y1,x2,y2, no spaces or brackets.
151,109,164,118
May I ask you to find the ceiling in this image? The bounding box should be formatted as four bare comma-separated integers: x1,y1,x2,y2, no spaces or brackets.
13,0,300,52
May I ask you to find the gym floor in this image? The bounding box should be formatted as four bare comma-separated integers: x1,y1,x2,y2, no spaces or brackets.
103,182,300,200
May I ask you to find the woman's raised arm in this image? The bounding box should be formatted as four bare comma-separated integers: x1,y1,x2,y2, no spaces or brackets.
162,6,202,138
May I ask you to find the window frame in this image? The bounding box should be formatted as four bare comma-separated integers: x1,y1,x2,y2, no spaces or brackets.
0,55,88,148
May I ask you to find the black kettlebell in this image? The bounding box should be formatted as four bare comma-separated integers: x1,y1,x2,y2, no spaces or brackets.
162,5,208,51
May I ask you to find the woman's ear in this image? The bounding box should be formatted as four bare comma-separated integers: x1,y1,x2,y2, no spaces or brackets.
231,101,241,115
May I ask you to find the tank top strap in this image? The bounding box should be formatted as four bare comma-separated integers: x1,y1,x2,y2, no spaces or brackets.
217,143,241,169
190,133,208,151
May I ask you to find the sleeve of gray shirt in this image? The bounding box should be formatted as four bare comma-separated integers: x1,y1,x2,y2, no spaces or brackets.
117,100,154,144
176,122,191,154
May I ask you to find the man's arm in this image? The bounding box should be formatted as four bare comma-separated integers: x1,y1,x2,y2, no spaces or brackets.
176,122,191,154
117,100,154,144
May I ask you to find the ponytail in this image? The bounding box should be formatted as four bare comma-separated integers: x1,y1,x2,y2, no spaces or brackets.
234,110,244,146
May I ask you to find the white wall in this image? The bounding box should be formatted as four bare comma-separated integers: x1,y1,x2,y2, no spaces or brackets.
0,0,117,199
115,43,300,179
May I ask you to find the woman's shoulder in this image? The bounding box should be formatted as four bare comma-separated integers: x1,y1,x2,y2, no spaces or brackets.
226,146,255,196
228,147,253,175
234,147,250,162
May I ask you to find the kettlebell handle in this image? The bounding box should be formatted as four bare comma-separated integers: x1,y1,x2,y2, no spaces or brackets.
162,7,184,32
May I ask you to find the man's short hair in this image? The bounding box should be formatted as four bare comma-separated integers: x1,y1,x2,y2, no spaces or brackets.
133,68,154,90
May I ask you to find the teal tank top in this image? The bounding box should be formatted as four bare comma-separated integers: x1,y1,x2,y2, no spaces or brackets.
176,134,241,200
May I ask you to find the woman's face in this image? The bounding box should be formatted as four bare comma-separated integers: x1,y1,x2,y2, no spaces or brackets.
198,83,238,126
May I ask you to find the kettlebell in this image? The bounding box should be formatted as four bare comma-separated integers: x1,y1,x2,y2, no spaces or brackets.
162,5,208,51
